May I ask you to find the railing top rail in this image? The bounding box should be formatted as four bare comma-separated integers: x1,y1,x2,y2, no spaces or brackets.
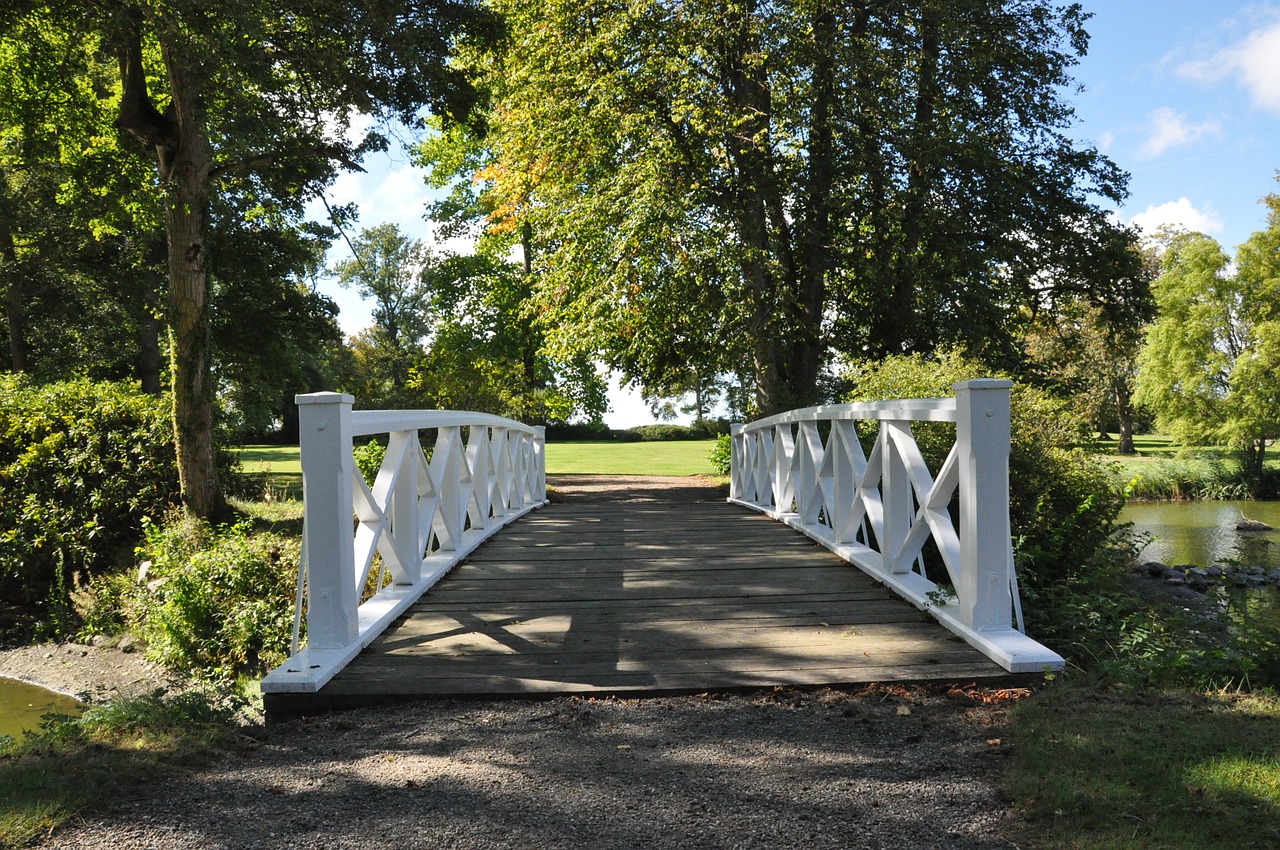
350,409,542,438
738,397,958,431
294,393,541,438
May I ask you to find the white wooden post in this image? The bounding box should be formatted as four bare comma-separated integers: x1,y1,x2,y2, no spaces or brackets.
729,423,744,500
533,426,547,502
296,392,358,649
954,379,1014,632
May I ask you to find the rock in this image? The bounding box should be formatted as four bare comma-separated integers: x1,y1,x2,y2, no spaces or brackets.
118,634,142,654
1236,518,1273,532
1268,569,1280,586
1141,561,1169,576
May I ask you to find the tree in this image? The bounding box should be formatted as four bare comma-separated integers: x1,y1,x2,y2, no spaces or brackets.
1,0,497,517
332,223,433,403
411,252,608,424
445,0,1132,415
1022,233,1154,454
0,11,164,385
1134,205,1280,485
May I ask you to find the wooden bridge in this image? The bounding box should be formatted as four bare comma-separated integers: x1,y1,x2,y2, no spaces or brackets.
262,386,1064,720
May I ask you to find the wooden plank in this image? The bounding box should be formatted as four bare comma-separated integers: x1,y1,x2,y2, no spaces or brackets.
275,488,1012,713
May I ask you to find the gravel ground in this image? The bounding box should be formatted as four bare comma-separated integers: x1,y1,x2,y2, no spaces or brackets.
38,686,1021,850
9,476,1025,849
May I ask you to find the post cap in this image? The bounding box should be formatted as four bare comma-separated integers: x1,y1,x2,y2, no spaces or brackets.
295,391,356,405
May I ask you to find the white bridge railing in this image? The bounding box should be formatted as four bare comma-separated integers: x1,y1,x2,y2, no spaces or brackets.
729,379,1064,673
261,392,547,693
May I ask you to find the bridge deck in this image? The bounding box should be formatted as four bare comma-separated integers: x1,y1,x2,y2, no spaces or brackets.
266,477,1013,717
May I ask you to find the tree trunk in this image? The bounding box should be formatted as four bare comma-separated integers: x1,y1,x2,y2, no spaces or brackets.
165,137,222,517
877,4,940,356
138,311,162,394
719,0,822,416
1,216,27,373
1114,380,1135,455
116,13,225,518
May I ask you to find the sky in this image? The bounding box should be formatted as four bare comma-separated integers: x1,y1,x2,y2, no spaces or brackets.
309,1,1280,427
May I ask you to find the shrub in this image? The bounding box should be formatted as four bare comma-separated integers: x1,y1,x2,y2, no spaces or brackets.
352,439,387,486
132,515,298,679
0,376,179,614
709,433,732,475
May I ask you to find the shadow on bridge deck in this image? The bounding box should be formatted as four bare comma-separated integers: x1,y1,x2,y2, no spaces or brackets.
265,476,1026,721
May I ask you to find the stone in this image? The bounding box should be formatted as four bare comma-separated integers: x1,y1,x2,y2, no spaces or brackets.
1236,518,1273,532
118,634,142,654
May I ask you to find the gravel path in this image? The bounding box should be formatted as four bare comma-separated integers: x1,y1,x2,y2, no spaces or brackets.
40,687,1020,850
14,476,1023,849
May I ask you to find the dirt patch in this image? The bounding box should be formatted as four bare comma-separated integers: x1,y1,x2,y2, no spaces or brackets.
548,474,726,503
0,641,177,701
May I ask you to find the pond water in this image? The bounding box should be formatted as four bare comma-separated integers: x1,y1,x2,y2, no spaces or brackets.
1120,500,1280,570
0,677,83,742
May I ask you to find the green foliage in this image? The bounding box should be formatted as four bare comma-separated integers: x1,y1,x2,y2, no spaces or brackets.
0,376,178,615
709,434,732,476
625,423,720,441
458,0,1137,413
352,440,387,487
1119,454,1259,501
131,515,298,680
1135,208,1280,488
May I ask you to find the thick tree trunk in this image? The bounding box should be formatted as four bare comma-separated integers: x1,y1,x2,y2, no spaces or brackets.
117,14,224,518
719,0,823,416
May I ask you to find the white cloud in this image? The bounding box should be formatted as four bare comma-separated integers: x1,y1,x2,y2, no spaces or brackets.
1179,20,1280,114
1129,197,1224,238
1096,130,1115,153
1139,107,1223,158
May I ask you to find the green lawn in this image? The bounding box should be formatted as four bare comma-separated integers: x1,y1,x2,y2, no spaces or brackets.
233,439,720,483
545,439,718,476
1005,684,1280,850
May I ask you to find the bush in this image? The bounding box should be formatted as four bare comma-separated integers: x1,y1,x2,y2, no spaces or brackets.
0,376,179,614
709,433,732,475
131,514,298,679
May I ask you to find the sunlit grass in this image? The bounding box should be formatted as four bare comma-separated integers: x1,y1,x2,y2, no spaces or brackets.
545,440,718,476
233,439,722,481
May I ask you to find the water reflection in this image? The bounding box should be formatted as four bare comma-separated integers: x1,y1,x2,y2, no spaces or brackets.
1121,500,1280,570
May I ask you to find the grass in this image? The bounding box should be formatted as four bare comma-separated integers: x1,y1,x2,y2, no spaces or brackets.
0,688,244,849
545,439,718,476
232,445,303,503
1004,683,1280,849
233,439,720,483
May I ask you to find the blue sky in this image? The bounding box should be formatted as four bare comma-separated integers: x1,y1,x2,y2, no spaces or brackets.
312,1,1280,425
1075,1,1280,249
